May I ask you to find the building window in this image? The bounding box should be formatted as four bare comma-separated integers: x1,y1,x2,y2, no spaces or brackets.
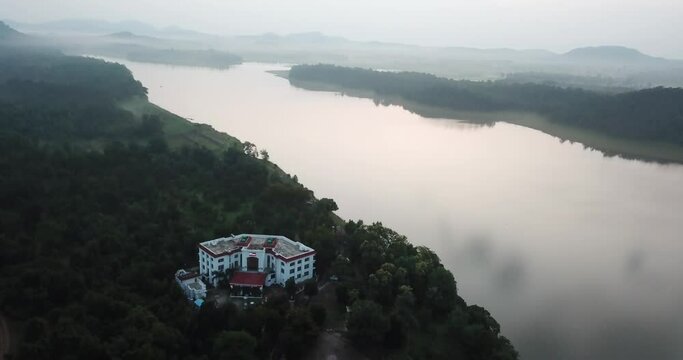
218,258,224,262
297,274,301,279
218,265,224,271
298,259,302,264
305,257,310,262
290,269,294,274
304,271,309,276
281,268,284,274
297,266,301,271
304,264,310,269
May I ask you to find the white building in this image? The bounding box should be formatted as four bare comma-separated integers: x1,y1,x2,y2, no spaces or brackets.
198,234,315,289
175,269,207,300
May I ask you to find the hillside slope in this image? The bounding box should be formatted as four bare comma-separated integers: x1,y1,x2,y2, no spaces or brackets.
0,25,517,360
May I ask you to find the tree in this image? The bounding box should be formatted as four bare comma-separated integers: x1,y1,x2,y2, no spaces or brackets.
368,263,407,307
331,255,353,280
394,286,418,331
309,304,327,327
347,300,389,348
348,288,360,305
305,228,337,272
369,268,394,307
212,270,229,288
359,237,385,274
213,331,257,360
316,198,338,212
285,278,297,298
242,141,258,157
425,267,458,314
138,115,163,136
304,279,318,296
23,317,49,342
259,149,269,161
277,308,319,359
335,283,350,306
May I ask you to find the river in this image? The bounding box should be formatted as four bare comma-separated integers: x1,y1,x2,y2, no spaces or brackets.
117,60,683,360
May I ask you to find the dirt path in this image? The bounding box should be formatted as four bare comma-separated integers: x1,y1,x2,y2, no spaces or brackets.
0,313,9,360
306,330,367,360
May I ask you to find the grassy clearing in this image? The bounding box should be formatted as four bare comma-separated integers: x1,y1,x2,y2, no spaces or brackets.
119,96,305,192
119,96,242,152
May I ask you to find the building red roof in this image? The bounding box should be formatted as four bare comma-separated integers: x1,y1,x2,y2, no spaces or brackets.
229,272,266,287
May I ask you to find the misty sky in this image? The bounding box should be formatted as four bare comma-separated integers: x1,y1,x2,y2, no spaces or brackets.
1,0,682,58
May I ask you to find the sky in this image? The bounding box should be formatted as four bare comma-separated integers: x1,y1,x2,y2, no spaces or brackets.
1,0,682,58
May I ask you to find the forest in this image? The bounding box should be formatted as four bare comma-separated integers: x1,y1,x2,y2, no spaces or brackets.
0,37,517,359
289,64,683,146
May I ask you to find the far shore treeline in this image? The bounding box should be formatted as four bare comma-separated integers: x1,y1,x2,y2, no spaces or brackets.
289,64,683,151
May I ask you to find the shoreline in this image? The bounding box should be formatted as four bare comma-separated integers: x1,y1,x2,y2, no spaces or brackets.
282,74,683,165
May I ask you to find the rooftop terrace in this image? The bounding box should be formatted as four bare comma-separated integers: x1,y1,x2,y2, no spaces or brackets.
199,234,314,259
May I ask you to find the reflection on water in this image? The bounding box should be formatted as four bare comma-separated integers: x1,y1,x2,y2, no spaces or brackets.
117,61,683,360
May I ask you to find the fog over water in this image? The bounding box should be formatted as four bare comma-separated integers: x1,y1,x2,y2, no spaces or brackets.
118,60,683,360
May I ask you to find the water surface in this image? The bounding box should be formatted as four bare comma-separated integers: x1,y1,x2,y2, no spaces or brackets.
119,61,683,360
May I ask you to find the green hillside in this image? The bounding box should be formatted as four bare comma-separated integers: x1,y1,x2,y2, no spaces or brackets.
0,25,517,360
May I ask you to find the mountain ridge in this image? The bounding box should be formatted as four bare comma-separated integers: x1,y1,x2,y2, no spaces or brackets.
0,21,24,39
563,45,668,63
7,19,679,61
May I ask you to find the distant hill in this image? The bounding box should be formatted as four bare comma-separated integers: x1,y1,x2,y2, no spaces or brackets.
7,18,156,35
0,21,241,70
283,31,347,44
563,46,666,64
106,31,138,39
103,31,158,42
0,21,56,50
7,18,209,39
7,18,683,86
9,18,679,64
232,31,347,45
0,21,24,40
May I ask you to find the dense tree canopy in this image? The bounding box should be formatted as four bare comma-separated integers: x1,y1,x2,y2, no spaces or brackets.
0,45,333,359
336,221,517,359
0,40,517,359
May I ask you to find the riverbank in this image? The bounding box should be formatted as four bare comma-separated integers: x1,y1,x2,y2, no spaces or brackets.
281,72,683,164
115,60,683,360
118,96,242,151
